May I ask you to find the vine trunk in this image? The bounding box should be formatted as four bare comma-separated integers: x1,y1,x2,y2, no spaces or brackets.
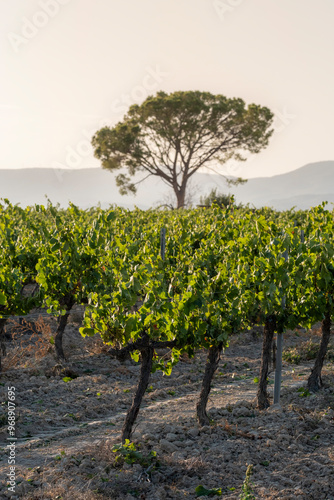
308,303,331,392
257,315,276,409
121,339,154,443
196,343,223,426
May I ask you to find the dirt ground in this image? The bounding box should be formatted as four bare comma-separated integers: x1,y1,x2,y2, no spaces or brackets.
0,308,333,499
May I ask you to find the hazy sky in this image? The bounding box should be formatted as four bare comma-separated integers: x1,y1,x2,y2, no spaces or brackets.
1,0,333,180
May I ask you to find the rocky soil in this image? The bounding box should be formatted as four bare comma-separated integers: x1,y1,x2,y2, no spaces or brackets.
0,310,333,499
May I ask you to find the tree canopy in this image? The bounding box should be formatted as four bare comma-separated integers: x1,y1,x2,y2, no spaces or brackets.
199,188,241,209
92,90,274,208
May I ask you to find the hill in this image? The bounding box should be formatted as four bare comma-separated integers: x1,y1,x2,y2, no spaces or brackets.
0,161,333,210
229,160,334,210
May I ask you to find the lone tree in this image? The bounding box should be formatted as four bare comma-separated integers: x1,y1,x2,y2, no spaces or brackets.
92,91,274,208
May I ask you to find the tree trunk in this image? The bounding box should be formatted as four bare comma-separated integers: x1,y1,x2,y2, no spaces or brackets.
307,304,331,392
0,318,7,373
55,299,74,360
176,187,186,209
121,341,154,443
257,315,276,409
196,343,223,426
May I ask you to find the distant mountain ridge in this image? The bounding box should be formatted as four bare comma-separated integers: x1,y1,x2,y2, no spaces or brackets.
230,161,334,210
0,161,333,211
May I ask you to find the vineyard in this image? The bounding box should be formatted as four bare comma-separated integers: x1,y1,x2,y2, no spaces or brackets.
0,200,334,499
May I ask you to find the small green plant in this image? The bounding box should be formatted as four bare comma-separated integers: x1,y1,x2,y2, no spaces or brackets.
282,348,301,364
283,340,334,365
239,464,256,500
199,189,243,209
54,450,66,461
112,440,158,469
62,377,73,383
167,390,176,396
67,413,77,420
297,387,311,398
195,485,222,497
146,385,154,393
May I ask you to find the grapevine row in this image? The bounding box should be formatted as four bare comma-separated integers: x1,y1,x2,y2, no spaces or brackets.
0,199,333,441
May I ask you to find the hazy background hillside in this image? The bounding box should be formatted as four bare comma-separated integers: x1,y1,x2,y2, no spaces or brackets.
231,160,334,210
0,160,333,211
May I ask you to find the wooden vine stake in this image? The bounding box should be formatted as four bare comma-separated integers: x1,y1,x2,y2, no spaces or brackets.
273,247,288,405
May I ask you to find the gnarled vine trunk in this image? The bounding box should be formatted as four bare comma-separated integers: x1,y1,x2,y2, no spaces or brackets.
307,303,331,392
257,315,276,409
196,343,223,426
55,297,75,360
122,337,154,443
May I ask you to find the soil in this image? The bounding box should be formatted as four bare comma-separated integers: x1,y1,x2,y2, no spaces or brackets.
0,309,333,499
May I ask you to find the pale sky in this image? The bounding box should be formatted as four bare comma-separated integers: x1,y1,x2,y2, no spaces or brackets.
1,0,333,180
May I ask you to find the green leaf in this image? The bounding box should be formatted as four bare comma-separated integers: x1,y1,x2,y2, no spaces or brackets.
79,327,96,337
107,212,116,221
0,291,6,305
125,316,137,335
131,351,140,362
163,365,172,376
195,485,222,497
217,333,227,343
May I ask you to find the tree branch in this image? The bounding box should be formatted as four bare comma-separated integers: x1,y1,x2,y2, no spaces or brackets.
108,337,177,360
